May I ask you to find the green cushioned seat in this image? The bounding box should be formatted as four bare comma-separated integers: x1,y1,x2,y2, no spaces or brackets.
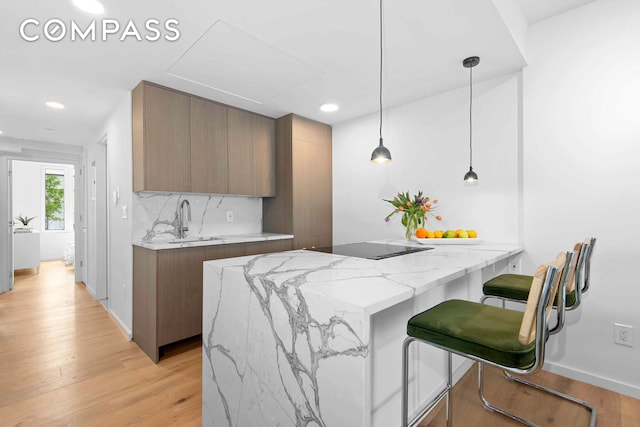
407,299,535,369
483,274,533,301
483,274,576,307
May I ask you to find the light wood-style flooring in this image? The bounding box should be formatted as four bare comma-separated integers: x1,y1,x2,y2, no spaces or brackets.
0,261,201,426
1,260,638,426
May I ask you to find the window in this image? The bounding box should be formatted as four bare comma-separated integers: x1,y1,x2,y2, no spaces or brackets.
44,170,65,230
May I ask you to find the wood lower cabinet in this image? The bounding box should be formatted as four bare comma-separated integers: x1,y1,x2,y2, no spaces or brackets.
133,239,292,363
264,114,332,249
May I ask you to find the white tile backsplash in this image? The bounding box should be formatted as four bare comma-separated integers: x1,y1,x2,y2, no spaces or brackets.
133,193,262,242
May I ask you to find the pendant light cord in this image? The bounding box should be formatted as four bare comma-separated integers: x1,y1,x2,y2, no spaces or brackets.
469,64,473,168
379,0,383,141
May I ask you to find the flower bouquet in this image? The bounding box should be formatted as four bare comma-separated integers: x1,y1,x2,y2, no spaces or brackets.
384,191,442,240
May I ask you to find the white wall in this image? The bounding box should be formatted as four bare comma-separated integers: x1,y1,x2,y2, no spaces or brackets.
523,0,640,397
12,160,75,260
104,92,133,335
333,74,520,245
333,0,640,399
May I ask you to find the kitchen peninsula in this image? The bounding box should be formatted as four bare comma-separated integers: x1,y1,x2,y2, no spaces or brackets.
202,239,522,427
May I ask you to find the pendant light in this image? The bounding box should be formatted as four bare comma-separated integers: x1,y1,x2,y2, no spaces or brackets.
371,0,391,163
463,56,479,184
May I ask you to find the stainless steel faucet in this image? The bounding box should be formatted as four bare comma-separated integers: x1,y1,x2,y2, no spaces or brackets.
177,199,191,239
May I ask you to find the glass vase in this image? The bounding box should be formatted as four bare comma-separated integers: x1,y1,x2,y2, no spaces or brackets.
404,214,419,240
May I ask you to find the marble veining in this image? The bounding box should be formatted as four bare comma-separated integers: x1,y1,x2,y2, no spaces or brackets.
204,252,371,427
202,241,523,426
133,192,262,242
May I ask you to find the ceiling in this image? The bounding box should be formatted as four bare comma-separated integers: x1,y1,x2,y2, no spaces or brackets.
0,0,597,147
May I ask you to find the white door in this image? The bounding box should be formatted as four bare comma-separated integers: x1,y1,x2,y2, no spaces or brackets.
86,143,108,301
2,159,14,292
75,159,87,284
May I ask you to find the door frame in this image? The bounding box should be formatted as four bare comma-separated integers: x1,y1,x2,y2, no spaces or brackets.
0,149,83,292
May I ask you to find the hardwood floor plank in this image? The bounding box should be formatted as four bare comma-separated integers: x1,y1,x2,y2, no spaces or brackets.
0,261,202,426
417,362,640,426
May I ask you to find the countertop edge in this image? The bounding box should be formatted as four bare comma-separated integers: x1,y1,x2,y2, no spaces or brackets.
133,233,294,250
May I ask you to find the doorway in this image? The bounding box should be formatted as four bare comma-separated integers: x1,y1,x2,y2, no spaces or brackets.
11,160,77,277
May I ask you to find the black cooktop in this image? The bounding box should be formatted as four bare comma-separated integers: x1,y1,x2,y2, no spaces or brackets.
308,242,433,260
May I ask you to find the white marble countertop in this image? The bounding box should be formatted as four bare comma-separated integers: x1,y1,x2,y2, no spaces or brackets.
204,238,523,315
202,238,524,426
132,232,293,250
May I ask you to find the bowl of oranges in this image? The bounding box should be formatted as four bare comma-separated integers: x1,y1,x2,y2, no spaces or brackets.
413,228,479,244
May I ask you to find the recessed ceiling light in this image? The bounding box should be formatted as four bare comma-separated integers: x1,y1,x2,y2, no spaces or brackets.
320,103,339,112
0,130,3,135
72,0,104,14
46,101,65,110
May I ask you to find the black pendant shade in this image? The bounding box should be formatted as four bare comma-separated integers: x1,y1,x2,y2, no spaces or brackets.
371,137,391,163
463,166,478,182
371,0,391,163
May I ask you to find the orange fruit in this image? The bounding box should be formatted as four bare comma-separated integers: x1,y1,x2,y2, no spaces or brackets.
415,227,428,238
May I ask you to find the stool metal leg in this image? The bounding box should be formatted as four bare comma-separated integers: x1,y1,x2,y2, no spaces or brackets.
477,362,539,427
445,351,452,427
503,372,597,427
401,337,413,427
401,337,452,427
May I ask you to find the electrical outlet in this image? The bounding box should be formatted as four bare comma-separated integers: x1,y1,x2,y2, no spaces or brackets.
509,259,521,274
226,210,234,222
614,323,633,347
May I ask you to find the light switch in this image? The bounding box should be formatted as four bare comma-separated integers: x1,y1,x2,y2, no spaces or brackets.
112,186,120,205
121,205,128,219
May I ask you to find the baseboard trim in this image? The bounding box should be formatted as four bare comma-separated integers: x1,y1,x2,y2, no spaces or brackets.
107,309,133,341
544,361,640,399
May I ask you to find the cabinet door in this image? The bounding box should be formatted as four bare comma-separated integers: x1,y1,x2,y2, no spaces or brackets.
133,246,159,362
191,98,228,194
157,247,206,346
252,115,276,197
143,84,191,192
227,108,254,195
292,118,332,249
205,243,246,260
244,239,292,256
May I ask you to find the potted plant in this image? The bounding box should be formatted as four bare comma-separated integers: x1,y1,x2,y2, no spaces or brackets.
15,214,36,232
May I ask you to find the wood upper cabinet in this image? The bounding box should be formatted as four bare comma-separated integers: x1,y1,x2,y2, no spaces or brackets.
227,108,276,197
263,114,332,249
253,115,276,197
227,108,254,196
132,81,191,192
132,81,275,196
190,97,228,194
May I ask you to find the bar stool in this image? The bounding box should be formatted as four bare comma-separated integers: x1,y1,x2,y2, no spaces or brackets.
480,238,597,426
483,238,596,325
401,252,568,427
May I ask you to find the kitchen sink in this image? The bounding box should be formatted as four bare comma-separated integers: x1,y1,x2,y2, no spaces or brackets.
168,236,221,244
